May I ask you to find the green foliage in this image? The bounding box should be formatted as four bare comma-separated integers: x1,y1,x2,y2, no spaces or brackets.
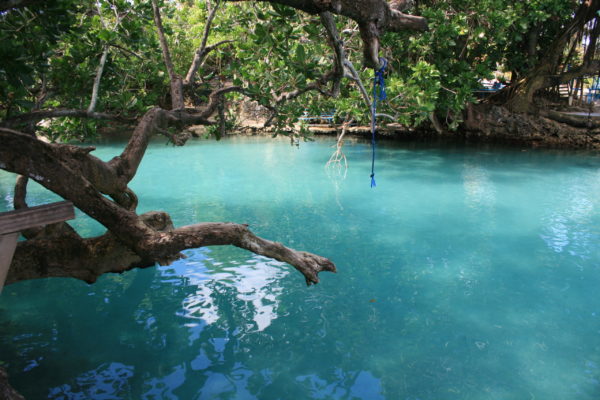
0,0,590,138
1,0,164,139
0,0,82,114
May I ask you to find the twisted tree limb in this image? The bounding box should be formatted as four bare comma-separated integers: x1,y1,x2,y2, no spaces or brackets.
0,101,336,286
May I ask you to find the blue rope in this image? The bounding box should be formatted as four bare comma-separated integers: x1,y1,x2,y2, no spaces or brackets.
370,57,387,188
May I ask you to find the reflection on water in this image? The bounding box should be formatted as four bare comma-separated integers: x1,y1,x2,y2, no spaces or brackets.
1,138,600,399
297,370,384,400
48,362,134,399
462,162,496,211
541,179,598,258
161,249,289,333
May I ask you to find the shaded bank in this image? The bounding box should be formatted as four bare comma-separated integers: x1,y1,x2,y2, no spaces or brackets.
229,105,600,151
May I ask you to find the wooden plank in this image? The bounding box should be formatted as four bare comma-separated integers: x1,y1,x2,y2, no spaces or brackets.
0,233,19,293
0,201,75,235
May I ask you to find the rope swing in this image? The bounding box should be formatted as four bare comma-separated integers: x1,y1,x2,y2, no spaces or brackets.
370,57,387,188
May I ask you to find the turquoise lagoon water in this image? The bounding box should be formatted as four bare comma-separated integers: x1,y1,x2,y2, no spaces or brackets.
1,136,600,399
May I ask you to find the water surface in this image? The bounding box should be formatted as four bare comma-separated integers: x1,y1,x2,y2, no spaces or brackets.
1,136,600,399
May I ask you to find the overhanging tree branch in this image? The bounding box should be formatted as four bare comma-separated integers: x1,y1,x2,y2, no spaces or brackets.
226,0,427,67
0,127,336,286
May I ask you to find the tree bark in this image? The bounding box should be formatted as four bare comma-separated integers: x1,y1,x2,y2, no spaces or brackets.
184,1,229,85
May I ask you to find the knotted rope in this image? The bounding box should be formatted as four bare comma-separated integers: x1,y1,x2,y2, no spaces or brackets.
370,57,387,188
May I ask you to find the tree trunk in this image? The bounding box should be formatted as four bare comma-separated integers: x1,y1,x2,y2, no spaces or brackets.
504,0,600,112
87,45,109,114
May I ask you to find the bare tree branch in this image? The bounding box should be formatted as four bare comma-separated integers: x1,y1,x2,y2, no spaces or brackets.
108,43,143,59
343,60,372,114
151,0,185,109
1,128,336,286
87,45,110,114
320,12,372,113
184,0,227,85
6,212,336,286
320,12,345,96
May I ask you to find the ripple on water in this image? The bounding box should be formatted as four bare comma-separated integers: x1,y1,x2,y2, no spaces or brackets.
1,138,600,399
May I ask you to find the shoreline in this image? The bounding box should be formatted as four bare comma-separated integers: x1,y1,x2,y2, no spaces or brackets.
229,106,600,151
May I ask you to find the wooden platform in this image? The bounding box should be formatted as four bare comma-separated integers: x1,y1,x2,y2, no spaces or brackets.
0,201,74,292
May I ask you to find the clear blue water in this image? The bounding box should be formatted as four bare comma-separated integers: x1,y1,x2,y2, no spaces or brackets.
1,136,600,400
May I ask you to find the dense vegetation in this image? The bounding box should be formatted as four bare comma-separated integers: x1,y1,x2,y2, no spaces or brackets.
2,0,598,139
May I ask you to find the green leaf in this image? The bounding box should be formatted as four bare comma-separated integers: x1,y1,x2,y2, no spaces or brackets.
295,44,306,63
97,29,111,42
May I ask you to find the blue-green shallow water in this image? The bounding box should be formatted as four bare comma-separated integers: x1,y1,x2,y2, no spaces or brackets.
1,136,600,399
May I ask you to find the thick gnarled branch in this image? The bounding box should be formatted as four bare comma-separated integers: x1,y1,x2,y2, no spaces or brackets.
6,212,336,286
174,222,336,284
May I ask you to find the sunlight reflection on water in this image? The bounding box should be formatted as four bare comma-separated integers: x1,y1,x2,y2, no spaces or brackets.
161,249,289,333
